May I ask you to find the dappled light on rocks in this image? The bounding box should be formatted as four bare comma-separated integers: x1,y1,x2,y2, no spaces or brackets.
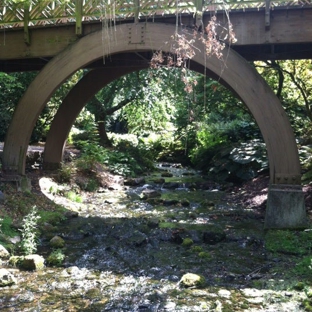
1,163,311,311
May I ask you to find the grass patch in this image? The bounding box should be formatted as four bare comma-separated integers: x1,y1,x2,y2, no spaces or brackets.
0,216,18,237
265,230,312,255
293,256,312,279
65,191,83,203
38,209,67,226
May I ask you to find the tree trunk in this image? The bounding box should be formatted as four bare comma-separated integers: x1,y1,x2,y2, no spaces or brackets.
97,119,112,147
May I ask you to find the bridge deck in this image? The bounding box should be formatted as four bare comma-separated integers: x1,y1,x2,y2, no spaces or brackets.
1,0,312,71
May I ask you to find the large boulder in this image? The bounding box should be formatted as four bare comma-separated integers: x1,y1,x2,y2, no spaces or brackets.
9,254,45,271
141,189,161,199
49,235,65,248
0,244,10,259
0,268,17,287
179,273,206,288
22,255,45,271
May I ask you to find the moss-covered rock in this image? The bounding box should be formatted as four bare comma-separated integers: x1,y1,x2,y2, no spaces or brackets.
0,244,10,259
180,273,206,288
141,189,162,200
0,268,17,287
198,251,211,259
182,238,193,247
21,254,45,271
49,235,65,248
9,255,24,267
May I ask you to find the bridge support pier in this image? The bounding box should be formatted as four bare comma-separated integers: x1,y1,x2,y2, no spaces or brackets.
265,184,307,229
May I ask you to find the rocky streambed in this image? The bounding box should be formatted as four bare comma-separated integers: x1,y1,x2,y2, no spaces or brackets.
0,164,311,311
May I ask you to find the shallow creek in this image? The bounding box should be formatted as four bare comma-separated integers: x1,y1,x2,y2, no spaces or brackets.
0,164,309,311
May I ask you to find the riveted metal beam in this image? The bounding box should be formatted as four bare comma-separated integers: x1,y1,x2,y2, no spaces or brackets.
128,24,145,44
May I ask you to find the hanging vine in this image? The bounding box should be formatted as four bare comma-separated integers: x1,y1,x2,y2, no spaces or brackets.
150,1,237,93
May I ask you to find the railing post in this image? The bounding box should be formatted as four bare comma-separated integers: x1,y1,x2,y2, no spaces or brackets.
134,0,140,24
195,0,204,30
265,0,271,30
24,2,30,45
75,0,83,36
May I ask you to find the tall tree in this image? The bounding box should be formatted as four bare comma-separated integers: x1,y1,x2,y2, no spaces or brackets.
255,60,312,138
86,68,182,146
0,72,37,141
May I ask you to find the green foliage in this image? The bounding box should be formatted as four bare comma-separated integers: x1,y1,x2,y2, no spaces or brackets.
265,230,312,256
141,131,187,163
71,121,99,149
76,139,154,177
300,146,312,184
0,216,19,238
0,72,36,141
19,206,41,255
293,256,312,279
191,245,203,253
37,210,66,226
255,60,312,139
83,178,100,192
56,163,76,183
302,298,312,311
77,142,107,167
189,131,227,170
182,238,193,247
198,251,211,259
47,249,66,267
65,191,83,203
207,140,268,182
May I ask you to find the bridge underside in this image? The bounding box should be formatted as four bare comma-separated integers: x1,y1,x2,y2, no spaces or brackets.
1,8,312,72
1,42,312,73
1,21,308,229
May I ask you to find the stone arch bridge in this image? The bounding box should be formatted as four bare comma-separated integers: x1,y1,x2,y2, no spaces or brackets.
1,0,312,229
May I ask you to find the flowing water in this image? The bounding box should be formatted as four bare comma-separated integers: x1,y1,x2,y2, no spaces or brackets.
0,164,309,311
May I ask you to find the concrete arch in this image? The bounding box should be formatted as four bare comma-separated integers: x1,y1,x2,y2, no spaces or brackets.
2,23,306,228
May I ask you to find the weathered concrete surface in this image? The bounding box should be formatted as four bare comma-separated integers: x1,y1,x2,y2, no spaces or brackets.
265,184,307,229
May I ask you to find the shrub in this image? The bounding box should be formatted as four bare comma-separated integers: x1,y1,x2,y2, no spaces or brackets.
47,249,65,266
19,206,41,255
56,163,76,183
207,139,268,182
0,216,19,238
65,191,83,203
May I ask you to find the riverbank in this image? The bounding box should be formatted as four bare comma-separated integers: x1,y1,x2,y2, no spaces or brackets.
1,164,312,311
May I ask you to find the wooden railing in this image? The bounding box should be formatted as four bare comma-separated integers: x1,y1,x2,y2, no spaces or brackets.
1,0,311,30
